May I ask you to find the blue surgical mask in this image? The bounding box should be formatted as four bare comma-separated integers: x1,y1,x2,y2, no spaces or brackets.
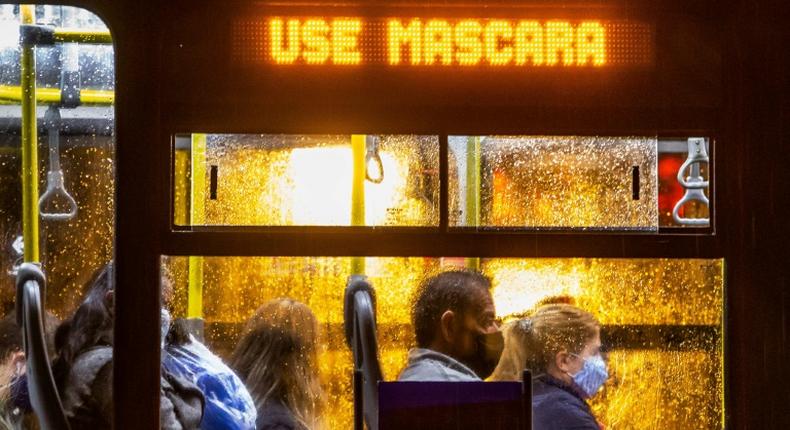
569,354,608,398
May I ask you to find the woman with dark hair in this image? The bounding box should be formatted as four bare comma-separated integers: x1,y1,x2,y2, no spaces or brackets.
53,263,205,429
230,299,325,430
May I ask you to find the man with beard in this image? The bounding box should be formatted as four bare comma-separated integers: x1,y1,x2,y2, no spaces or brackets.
399,270,503,381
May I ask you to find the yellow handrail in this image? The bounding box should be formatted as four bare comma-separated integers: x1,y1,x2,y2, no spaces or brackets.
53,28,112,44
21,5,39,263
187,134,207,319
0,85,114,105
465,136,481,270
351,135,366,275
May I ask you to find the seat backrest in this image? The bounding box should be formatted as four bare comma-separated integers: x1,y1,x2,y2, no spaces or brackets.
16,263,70,430
379,374,532,430
343,275,384,430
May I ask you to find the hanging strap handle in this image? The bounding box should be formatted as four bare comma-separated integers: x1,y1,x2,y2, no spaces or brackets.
39,106,78,221
365,135,384,184
672,138,710,226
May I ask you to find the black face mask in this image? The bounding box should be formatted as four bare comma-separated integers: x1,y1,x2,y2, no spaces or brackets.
468,331,504,379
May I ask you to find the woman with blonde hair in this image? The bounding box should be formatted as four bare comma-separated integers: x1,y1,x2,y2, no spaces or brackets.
230,299,325,430
491,303,607,430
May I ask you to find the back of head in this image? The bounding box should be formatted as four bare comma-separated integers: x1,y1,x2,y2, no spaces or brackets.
411,270,492,348
491,303,599,381
54,263,115,377
229,298,323,429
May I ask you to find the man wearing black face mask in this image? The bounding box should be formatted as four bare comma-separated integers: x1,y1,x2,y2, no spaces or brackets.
399,270,503,381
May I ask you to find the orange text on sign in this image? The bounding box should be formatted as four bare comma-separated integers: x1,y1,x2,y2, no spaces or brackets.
270,18,362,65
268,18,606,66
388,19,606,66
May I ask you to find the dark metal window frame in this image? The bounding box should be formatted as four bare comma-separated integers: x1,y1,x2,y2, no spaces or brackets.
163,130,716,258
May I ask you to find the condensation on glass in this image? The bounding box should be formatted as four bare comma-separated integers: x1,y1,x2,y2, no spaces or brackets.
449,136,660,230
173,133,440,226
0,5,114,312
0,4,114,427
162,256,724,430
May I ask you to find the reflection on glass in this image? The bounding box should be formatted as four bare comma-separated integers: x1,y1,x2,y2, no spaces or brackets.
163,256,723,430
173,134,439,226
449,136,659,230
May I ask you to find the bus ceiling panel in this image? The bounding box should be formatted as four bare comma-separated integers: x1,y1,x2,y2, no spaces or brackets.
161,230,722,258
159,1,722,118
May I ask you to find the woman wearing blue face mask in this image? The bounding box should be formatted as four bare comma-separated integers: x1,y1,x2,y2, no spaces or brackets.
491,303,607,430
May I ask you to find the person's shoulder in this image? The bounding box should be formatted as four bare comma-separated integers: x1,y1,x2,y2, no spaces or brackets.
398,349,479,381
69,346,113,385
73,346,113,367
533,388,598,429
257,400,301,430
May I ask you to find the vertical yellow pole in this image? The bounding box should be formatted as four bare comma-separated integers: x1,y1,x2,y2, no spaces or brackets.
187,134,206,319
20,5,39,263
465,136,481,271
350,135,366,275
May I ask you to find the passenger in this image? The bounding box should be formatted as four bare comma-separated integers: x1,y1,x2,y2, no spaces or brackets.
399,270,502,381
52,263,205,429
0,302,60,428
0,346,26,429
159,262,256,430
490,303,607,430
229,299,325,430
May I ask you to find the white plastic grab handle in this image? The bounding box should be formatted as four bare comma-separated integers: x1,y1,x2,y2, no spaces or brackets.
38,170,78,221
677,138,709,189
672,186,710,226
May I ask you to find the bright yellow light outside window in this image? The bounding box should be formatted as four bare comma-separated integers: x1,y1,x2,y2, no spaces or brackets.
287,146,406,225
490,262,584,317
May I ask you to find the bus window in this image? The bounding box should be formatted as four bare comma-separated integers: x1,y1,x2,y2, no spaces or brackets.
173,134,440,227
0,4,114,427
449,136,711,231
162,256,724,429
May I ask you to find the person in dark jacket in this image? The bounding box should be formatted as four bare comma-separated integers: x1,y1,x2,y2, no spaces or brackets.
230,299,325,430
399,270,502,381
490,302,608,430
52,263,205,430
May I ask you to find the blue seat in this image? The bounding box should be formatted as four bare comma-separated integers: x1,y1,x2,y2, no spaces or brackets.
378,373,532,430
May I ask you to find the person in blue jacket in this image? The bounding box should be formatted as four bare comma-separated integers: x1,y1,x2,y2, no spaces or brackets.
491,302,608,430
159,262,257,430
163,316,257,430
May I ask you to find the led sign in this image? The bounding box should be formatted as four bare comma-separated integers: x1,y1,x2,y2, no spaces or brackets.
233,17,654,68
